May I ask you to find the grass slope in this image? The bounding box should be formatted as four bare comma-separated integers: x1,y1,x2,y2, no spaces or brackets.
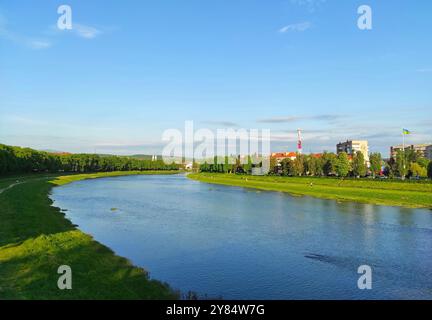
0,171,180,299
188,173,432,209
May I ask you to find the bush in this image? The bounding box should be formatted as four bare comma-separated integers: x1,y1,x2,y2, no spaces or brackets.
428,161,432,179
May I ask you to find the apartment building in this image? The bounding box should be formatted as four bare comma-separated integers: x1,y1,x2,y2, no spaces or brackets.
336,140,369,163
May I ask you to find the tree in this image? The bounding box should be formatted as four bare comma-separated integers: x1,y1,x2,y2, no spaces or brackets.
280,158,293,176
232,156,243,174
410,162,427,178
384,157,397,178
314,157,324,176
335,152,350,177
308,156,324,176
306,156,321,176
396,150,408,179
292,154,305,176
243,156,253,174
0,143,179,175
269,156,278,174
352,151,367,178
428,161,432,179
416,157,430,169
322,152,337,176
405,148,421,164
369,152,382,178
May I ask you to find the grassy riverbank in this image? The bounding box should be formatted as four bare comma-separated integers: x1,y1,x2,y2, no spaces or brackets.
188,173,432,209
0,171,180,299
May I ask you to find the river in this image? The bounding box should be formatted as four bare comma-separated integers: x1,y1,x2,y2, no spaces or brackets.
50,174,432,299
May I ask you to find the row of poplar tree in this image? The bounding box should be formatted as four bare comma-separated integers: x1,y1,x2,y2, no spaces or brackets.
0,143,179,175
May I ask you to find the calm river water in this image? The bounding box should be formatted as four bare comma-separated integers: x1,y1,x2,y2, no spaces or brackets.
50,174,432,299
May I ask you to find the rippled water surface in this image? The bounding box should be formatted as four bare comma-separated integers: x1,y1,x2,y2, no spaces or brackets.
50,174,432,299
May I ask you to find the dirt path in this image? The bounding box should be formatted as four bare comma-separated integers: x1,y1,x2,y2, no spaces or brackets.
0,181,24,195
0,176,58,195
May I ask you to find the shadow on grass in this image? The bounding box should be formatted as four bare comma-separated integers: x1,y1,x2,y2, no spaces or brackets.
0,230,178,299
0,177,178,299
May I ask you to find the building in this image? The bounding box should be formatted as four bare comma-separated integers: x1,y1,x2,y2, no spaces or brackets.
390,144,432,160
271,152,297,164
336,140,369,163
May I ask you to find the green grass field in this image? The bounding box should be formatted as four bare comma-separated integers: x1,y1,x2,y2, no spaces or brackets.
0,171,180,300
188,173,432,209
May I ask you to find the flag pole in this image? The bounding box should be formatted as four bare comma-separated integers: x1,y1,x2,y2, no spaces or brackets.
402,129,405,180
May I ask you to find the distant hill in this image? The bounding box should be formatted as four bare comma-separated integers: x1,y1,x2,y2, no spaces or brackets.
39,150,170,161
130,155,190,163
129,154,157,160
40,149,67,154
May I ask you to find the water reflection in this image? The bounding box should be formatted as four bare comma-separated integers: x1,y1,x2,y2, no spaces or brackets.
51,174,432,300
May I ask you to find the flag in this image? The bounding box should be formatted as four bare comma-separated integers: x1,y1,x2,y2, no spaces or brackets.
402,128,411,135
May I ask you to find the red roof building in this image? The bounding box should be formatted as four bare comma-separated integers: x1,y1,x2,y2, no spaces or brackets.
271,152,297,162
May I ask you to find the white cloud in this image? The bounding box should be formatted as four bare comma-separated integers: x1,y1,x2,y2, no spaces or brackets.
47,22,103,40
279,22,312,33
73,24,102,39
201,120,239,127
27,40,52,49
0,14,51,49
0,11,102,48
257,114,343,123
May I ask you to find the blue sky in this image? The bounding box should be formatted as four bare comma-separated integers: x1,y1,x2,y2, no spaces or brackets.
0,0,431,156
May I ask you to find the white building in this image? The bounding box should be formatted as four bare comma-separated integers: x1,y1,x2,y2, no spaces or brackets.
391,144,432,160
336,140,369,163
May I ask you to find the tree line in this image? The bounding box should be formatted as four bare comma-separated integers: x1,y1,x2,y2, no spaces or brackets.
271,152,370,178
199,150,432,179
0,143,179,175
198,156,253,174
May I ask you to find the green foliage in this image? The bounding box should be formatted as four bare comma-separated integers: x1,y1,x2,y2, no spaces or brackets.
405,148,422,163
199,149,431,181
224,156,230,173
396,150,408,178
281,158,293,176
322,152,337,176
336,152,350,177
352,151,367,178
199,155,238,173
369,152,382,177
416,157,430,169
243,156,253,173
292,154,305,176
0,143,179,176
428,161,432,179
410,162,427,178
385,157,397,178
305,156,323,176
269,157,278,174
